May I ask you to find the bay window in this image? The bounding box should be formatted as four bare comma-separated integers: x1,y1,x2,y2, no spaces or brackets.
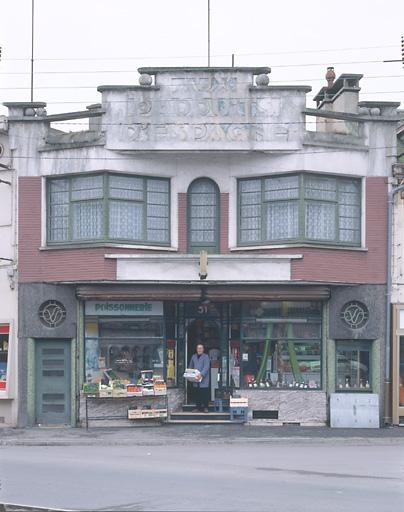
238,173,361,246
48,173,170,245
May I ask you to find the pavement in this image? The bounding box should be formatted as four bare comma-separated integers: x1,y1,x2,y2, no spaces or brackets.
0,424,404,446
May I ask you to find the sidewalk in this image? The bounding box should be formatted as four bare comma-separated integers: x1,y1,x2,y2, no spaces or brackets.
1,424,404,446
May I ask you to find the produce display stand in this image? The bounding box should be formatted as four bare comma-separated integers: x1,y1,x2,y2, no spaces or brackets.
84,393,168,430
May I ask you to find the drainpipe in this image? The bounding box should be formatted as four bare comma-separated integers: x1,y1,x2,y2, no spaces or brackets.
385,181,404,424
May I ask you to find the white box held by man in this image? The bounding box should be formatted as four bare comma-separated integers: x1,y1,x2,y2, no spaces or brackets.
183,369,201,382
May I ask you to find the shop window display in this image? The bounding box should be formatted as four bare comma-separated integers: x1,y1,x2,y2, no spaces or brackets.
240,301,322,389
85,317,165,385
0,325,9,391
336,341,371,390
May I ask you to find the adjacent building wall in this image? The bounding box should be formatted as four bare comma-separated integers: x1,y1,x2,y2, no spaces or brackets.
0,129,18,426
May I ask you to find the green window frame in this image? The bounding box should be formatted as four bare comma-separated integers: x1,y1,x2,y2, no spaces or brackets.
47,173,170,246
187,178,220,254
238,173,361,247
336,340,372,391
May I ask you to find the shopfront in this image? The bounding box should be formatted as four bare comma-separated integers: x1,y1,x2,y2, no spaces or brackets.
80,294,328,425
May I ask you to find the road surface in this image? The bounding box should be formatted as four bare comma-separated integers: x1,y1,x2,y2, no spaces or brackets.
1,429,403,511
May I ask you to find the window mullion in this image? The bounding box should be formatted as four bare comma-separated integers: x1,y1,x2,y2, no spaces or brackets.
335,180,340,243
261,178,265,243
143,178,147,242
299,173,305,241
68,179,73,242
104,173,109,241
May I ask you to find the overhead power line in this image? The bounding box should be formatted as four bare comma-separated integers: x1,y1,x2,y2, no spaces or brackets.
0,43,399,62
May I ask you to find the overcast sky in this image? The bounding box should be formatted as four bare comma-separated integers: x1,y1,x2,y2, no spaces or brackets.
0,0,403,120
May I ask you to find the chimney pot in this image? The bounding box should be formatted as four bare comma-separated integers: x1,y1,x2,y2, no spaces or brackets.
326,66,336,88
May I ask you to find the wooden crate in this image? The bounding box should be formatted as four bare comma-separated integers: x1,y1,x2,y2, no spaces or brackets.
230,397,249,408
128,408,168,420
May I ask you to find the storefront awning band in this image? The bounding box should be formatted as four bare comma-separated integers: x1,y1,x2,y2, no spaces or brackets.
76,284,330,301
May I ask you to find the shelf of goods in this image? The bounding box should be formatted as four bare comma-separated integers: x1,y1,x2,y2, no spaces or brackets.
83,379,168,429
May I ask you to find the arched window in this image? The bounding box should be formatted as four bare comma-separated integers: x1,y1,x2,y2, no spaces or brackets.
187,178,220,253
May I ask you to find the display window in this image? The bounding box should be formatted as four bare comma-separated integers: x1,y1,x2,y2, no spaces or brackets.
239,301,322,389
0,324,9,391
85,316,165,385
336,341,372,391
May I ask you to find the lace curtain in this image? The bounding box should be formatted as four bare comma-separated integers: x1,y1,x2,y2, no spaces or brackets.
188,179,218,245
239,174,360,244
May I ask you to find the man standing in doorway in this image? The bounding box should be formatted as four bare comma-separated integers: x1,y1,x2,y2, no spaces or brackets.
189,343,210,413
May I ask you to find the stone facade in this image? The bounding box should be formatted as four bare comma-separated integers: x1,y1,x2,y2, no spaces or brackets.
3,66,401,428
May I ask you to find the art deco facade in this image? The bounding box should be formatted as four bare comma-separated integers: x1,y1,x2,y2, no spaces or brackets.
2,66,401,427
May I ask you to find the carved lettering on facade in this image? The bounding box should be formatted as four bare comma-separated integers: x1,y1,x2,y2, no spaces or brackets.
113,72,292,147
126,123,269,143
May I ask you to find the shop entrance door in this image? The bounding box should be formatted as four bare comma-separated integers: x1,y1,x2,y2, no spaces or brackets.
185,317,222,404
394,336,404,424
35,340,71,425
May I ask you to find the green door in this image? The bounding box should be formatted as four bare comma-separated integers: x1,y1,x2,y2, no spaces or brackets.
35,340,71,425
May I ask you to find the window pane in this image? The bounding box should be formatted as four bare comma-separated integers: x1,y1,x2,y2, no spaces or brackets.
147,179,169,193
71,175,103,200
305,175,337,201
338,179,361,244
305,202,336,240
264,175,299,201
336,342,371,390
49,180,69,241
146,179,169,243
240,180,261,243
188,179,218,249
191,228,215,243
240,229,261,243
265,201,298,240
109,175,144,200
109,200,143,240
72,201,103,240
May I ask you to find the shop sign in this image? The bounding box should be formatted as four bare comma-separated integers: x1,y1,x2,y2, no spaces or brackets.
85,301,163,316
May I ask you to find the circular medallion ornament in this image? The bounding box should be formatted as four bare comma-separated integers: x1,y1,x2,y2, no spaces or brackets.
340,301,369,329
39,300,67,328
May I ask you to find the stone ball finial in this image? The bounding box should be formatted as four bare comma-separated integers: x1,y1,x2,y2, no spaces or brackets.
326,66,336,88
139,73,153,86
256,73,270,86
36,107,47,117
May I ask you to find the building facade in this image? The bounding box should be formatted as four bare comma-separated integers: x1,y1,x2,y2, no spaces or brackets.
5,66,401,427
391,121,404,425
0,115,18,427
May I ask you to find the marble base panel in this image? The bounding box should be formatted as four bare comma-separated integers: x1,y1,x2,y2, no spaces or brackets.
239,389,327,425
79,388,184,428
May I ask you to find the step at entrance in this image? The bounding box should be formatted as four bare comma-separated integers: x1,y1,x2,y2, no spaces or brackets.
169,411,233,424
182,405,220,413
